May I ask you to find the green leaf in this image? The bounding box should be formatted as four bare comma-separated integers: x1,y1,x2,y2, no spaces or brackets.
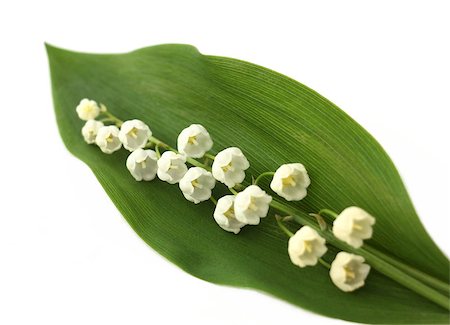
47,44,449,324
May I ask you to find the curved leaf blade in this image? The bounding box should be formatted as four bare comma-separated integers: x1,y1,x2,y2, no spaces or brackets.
47,44,449,324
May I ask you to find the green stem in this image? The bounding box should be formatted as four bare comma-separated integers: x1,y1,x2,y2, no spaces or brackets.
148,136,174,151
99,117,117,123
271,199,449,310
151,137,210,170
204,153,216,160
254,171,275,185
319,208,338,218
234,183,245,191
275,216,294,237
229,188,238,195
210,196,218,205
148,138,210,170
155,144,161,158
189,158,209,169
364,245,450,294
101,111,123,127
318,258,331,269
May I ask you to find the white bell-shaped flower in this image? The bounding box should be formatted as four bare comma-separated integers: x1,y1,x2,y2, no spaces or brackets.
81,120,104,144
213,195,246,234
177,124,213,158
95,125,122,154
234,185,272,225
333,207,376,248
330,252,371,292
179,167,215,204
76,98,100,121
212,147,250,188
157,151,188,184
270,163,311,201
126,149,158,181
288,226,327,267
118,119,152,152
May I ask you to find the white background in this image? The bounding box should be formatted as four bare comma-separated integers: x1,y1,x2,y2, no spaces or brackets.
0,1,449,324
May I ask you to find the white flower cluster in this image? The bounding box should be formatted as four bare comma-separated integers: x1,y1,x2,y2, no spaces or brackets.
77,98,375,293
213,185,272,233
78,99,151,154
287,206,375,292
211,159,311,233
76,99,255,217
174,124,273,234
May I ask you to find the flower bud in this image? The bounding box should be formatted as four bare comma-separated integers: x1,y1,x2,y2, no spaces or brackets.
76,98,100,121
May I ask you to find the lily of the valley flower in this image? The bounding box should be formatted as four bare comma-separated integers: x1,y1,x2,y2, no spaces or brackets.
81,120,104,144
126,149,158,181
212,147,250,188
179,167,215,204
213,195,246,234
234,185,272,225
76,98,100,121
270,163,311,201
95,125,122,154
157,151,188,184
333,207,376,248
118,119,152,152
177,124,213,158
288,226,327,267
330,252,370,292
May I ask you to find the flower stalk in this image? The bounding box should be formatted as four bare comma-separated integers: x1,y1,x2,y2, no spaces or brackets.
100,109,123,127
275,215,294,237
254,171,275,186
318,258,331,269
